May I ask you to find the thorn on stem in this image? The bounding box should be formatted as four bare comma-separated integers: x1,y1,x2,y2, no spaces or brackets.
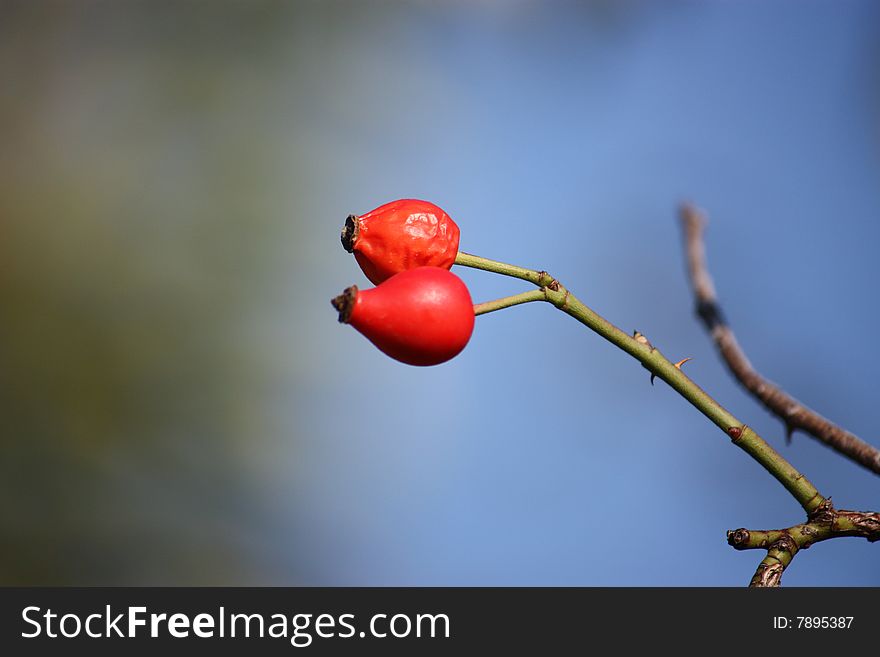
784,423,794,446
633,330,653,349
673,357,693,370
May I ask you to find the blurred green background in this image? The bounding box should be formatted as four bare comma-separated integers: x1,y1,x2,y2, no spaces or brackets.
2,0,878,585
1,1,326,583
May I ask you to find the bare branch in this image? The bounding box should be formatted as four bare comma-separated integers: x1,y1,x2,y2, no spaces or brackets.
679,203,880,476
728,501,880,587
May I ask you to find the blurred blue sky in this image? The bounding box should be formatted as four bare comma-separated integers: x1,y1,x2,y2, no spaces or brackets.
2,1,879,586
306,0,880,585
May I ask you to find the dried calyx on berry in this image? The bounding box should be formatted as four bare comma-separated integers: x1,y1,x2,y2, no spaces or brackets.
341,199,460,285
331,266,474,367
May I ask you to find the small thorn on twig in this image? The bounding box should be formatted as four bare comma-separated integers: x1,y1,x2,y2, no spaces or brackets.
634,331,658,385
784,423,795,446
633,330,653,349
674,357,693,370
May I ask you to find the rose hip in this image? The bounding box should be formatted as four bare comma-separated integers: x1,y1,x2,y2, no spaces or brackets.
332,266,474,366
341,199,460,285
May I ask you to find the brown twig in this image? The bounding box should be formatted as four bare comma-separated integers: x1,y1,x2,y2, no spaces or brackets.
727,500,880,587
679,203,880,476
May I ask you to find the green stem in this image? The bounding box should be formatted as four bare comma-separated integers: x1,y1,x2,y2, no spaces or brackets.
455,251,555,286
474,290,546,316
454,251,825,514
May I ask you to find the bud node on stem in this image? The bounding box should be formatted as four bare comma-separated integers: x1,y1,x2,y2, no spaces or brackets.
727,528,751,549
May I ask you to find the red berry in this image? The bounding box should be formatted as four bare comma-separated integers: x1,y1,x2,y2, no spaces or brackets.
331,267,474,366
341,199,461,285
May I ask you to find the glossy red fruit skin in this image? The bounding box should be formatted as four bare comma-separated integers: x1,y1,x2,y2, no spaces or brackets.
343,199,460,285
343,267,474,366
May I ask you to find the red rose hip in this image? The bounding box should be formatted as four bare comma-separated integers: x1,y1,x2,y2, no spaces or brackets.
331,266,475,366
341,199,460,285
